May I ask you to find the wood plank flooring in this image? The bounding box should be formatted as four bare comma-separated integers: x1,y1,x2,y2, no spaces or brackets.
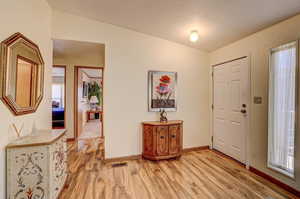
59,141,299,199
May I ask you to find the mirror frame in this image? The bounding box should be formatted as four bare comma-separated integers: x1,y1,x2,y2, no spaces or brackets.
0,32,44,115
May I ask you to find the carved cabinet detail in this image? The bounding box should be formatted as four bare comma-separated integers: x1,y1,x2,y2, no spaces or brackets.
156,126,169,156
143,125,155,156
169,125,181,155
6,129,67,199
142,120,183,160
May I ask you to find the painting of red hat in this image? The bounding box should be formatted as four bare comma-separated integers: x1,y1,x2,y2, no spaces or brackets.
148,71,177,112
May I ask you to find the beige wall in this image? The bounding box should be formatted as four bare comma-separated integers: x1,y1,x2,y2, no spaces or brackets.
53,55,104,138
210,14,300,191
0,0,52,197
52,11,211,159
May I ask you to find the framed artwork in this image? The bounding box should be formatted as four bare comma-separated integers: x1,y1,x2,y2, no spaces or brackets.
148,71,177,112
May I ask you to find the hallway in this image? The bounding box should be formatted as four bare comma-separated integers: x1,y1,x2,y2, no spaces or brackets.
79,120,102,140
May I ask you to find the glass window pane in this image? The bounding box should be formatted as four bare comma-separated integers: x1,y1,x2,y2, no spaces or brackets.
268,41,297,178
52,84,64,108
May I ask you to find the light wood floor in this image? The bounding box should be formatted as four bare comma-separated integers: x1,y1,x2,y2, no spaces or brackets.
59,141,299,199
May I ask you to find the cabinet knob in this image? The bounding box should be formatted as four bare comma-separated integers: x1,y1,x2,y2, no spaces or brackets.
160,136,165,139
171,135,176,138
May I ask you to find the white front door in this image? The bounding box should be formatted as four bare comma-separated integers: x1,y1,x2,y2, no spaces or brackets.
213,57,249,163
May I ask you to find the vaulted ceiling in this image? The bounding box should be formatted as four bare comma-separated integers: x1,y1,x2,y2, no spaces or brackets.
47,0,300,51
53,39,105,59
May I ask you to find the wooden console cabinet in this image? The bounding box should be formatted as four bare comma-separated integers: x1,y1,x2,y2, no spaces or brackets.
142,120,183,160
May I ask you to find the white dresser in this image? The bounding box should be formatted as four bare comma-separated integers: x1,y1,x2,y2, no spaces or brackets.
6,129,67,199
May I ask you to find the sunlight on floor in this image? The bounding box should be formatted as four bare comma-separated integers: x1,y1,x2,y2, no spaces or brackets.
79,120,101,139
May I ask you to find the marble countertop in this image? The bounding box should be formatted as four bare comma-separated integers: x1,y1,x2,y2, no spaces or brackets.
6,129,67,148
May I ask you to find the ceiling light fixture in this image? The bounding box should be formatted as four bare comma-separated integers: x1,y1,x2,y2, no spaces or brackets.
189,30,199,42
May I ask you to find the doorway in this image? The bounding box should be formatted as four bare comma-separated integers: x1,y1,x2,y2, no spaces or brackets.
212,57,250,164
53,39,105,160
74,66,104,140
52,65,66,129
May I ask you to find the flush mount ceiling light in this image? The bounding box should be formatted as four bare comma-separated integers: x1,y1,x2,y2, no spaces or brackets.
189,30,199,42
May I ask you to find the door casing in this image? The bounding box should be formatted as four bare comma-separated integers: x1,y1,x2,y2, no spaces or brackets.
74,66,104,139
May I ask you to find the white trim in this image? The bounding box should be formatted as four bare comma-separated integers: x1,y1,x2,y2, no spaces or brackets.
245,55,252,169
209,67,214,150
268,164,295,179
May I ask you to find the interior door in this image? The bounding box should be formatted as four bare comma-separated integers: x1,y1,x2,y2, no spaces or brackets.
213,57,249,163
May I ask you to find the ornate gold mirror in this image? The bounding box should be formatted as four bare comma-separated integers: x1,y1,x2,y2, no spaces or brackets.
0,33,44,115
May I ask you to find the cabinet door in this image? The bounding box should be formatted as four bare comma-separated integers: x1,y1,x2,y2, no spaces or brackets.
143,125,155,155
7,146,49,199
156,126,169,156
169,125,181,154
51,135,67,199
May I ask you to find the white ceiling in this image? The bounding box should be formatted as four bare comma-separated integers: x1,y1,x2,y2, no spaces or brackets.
47,0,300,51
53,39,105,58
53,40,103,78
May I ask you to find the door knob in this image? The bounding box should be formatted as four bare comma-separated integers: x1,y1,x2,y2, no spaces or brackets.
241,109,246,114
